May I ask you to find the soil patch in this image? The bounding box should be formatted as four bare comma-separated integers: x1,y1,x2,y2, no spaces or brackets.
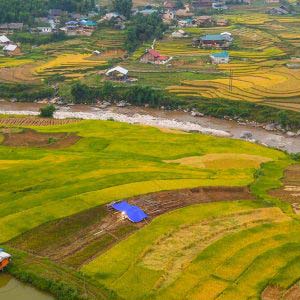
270,164,300,214
1,128,80,149
8,185,253,268
262,284,300,300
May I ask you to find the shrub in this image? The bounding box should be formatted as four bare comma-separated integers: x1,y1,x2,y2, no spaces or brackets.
40,104,56,118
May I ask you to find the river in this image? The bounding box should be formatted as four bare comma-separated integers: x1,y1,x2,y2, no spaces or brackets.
0,274,54,300
0,100,299,153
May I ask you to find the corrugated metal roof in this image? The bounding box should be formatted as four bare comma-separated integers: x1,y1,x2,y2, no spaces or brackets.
111,201,148,223
106,66,128,75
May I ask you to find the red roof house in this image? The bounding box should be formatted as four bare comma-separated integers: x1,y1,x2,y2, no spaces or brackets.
140,49,171,65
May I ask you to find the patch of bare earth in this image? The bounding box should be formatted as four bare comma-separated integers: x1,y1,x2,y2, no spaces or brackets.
262,284,300,300
270,164,300,214
8,186,253,268
262,285,284,300
1,128,80,149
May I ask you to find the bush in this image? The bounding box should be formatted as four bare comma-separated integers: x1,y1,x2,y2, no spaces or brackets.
39,104,56,118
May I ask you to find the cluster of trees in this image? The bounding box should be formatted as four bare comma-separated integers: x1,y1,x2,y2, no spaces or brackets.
12,32,70,45
112,0,132,19
70,81,184,108
125,12,167,52
69,81,300,130
0,82,54,101
0,0,96,24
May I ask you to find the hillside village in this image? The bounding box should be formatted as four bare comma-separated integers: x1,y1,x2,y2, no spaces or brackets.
0,0,299,125
1,1,300,300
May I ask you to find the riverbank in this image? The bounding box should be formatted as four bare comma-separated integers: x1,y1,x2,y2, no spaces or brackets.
0,100,300,153
0,274,54,300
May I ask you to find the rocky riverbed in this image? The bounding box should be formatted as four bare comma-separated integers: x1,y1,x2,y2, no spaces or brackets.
0,100,299,153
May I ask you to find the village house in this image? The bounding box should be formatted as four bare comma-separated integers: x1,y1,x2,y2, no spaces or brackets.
36,27,53,34
106,66,129,81
216,19,229,26
164,0,176,10
176,4,194,18
140,49,172,65
171,29,189,38
138,8,159,16
3,44,21,56
212,1,228,10
178,18,195,28
162,10,176,23
193,33,233,49
268,5,290,15
0,35,10,46
210,51,229,64
0,23,24,33
195,16,214,27
101,12,126,23
192,0,213,8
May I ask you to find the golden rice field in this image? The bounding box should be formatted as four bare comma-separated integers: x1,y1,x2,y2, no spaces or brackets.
167,67,300,110
35,53,107,78
0,58,33,69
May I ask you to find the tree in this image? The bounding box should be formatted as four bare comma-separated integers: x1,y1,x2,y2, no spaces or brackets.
112,0,132,19
39,104,56,118
278,110,289,129
175,0,184,9
125,13,167,52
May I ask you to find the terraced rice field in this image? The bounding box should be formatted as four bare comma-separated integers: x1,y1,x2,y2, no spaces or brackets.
0,116,299,299
35,53,108,78
167,67,300,108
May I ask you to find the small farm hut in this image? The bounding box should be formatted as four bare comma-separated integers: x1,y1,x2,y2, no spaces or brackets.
106,66,129,80
0,249,11,271
110,201,148,223
210,51,229,64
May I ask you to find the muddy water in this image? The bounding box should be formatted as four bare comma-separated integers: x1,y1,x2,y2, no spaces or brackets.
0,274,54,300
0,100,300,153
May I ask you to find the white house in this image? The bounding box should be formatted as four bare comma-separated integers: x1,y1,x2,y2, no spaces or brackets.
0,35,10,45
106,66,129,80
3,44,21,56
171,30,189,38
210,51,229,64
37,27,52,34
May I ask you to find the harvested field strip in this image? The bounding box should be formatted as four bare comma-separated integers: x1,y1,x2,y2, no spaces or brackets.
270,164,300,214
157,221,298,300
165,154,272,169
140,208,288,288
8,185,252,268
216,243,300,300
0,117,80,126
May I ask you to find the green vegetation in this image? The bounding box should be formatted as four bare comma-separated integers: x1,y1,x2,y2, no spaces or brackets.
0,0,96,24
125,13,167,52
0,117,298,300
113,0,133,19
39,104,56,118
0,120,284,242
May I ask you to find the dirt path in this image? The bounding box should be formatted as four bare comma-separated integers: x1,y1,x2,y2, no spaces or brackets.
270,164,300,214
8,186,253,268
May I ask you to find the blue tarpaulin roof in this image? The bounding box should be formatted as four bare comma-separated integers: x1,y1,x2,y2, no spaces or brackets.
211,51,229,58
111,201,148,223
